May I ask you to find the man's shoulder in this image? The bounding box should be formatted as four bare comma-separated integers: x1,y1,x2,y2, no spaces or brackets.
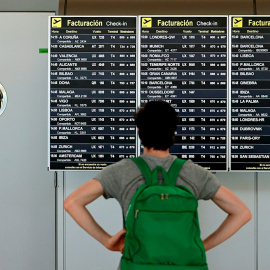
179,159,221,199
99,158,140,176
181,159,211,175
107,158,136,168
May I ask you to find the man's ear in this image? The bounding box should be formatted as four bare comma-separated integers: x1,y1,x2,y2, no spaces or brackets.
137,128,142,141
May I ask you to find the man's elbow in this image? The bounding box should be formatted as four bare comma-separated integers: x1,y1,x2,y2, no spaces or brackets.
242,207,252,224
64,196,73,213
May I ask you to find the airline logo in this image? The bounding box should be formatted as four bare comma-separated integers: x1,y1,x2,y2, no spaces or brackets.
142,18,152,28
233,17,243,27
52,18,62,28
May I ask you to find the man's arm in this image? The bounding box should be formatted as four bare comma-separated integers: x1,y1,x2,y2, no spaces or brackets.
203,185,252,251
64,179,126,253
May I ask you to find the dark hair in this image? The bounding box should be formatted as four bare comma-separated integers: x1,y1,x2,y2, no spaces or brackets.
134,100,178,150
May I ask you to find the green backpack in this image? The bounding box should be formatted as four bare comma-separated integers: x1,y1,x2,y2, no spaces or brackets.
121,157,208,270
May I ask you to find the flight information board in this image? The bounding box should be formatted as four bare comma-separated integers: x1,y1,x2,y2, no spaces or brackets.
49,16,137,170
48,15,270,172
140,16,228,170
231,16,270,171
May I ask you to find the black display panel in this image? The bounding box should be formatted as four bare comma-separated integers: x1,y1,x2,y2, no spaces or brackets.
140,16,228,171
231,16,270,171
49,17,137,170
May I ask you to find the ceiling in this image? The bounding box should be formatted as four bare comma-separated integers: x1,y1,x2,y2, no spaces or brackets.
59,0,259,16
1,0,269,16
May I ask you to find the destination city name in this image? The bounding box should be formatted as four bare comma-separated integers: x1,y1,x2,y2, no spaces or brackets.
233,155,270,158
233,127,262,131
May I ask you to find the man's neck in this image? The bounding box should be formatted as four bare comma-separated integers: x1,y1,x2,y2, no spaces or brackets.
143,147,170,158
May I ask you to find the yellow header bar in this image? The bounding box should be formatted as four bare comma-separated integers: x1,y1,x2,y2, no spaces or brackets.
248,19,270,26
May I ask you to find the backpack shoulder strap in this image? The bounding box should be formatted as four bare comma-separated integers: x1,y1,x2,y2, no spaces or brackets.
165,158,187,186
130,157,153,185
131,157,186,186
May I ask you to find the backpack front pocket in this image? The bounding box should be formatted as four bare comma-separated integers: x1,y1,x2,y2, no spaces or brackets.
133,210,205,266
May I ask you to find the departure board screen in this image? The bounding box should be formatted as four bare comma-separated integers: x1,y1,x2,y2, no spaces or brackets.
48,15,270,172
231,16,270,171
140,16,228,171
49,17,137,170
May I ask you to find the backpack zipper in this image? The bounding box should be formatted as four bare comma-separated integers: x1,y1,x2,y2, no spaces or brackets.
134,208,193,219
135,193,170,218
135,193,196,208
161,194,169,200
136,192,195,204
135,209,139,219
134,193,196,219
